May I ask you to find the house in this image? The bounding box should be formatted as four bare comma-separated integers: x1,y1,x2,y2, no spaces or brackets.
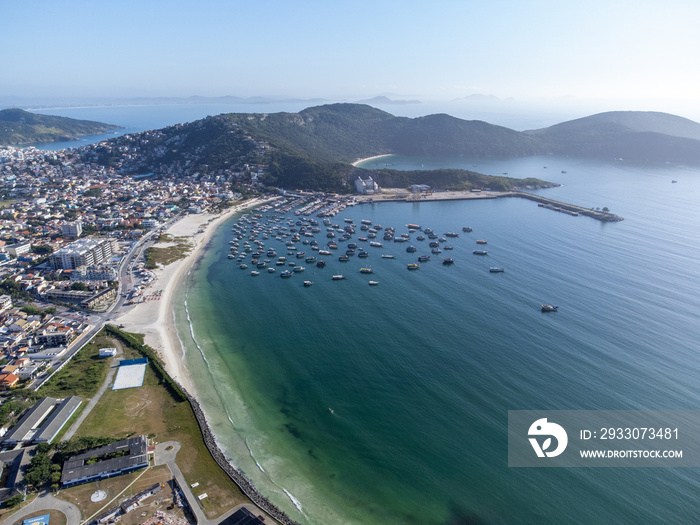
0,373,19,390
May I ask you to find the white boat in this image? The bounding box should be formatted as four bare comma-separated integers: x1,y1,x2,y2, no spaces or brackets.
381,254,395,259
369,281,379,286
332,275,345,280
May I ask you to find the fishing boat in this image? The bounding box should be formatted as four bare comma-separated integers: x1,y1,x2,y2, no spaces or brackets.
381,254,396,259
418,255,431,262
369,281,379,286
239,264,248,269
360,268,373,274
473,250,488,255
251,271,260,276
332,274,345,280
281,270,293,278
476,240,487,244
462,227,473,232
406,245,417,253
304,281,313,287
489,267,505,273
358,251,369,258
541,304,558,312
339,255,350,262
442,258,454,265
407,263,420,270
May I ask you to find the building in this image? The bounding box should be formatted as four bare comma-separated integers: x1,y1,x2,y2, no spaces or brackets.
354,175,380,195
35,326,75,346
5,241,32,258
48,237,116,270
61,221,83,238
0,373,19,390
0,295,12,311
61,435,149,486
71,265,118,282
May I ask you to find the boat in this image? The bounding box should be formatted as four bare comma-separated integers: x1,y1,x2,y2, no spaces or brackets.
489,267,505,273
462,227,473,232
473,250,488,255
304,281,313,287
406,223,421,230
406,245,417,253
442,258,454,265
360,268,373,274
381,254,395,259
305,256,317,263
316,260,326,268
358,251,369,258
281,270,293,278
292,266,305,272
672,180,678,183
239,264,248,269
267,267,276,273
541,304,558,312
339,255,350,262
407,263,420,270
251,271,260,276
370,241,383,247
445,232,459,237
418,255,430,262
228,254,235,259
476,240,487,244
332,275,345,280
369,281,379,286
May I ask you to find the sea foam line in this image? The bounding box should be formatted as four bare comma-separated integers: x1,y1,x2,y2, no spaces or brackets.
283,489,304,513
183,296,208,363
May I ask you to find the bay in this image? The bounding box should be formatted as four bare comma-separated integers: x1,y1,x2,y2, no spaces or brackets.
176,154,700,524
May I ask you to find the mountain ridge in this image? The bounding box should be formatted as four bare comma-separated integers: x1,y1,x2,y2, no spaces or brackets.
0,108,120,145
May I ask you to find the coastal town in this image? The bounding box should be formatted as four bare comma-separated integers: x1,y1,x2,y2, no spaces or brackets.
0,139,303,525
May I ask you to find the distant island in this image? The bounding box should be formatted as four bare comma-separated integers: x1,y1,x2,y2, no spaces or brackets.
0,108,120,145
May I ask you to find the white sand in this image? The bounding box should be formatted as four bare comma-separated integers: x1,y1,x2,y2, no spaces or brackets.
115,198,269,396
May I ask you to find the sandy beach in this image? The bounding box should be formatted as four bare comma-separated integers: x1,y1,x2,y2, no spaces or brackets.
351,153,394,167
115,197,268,396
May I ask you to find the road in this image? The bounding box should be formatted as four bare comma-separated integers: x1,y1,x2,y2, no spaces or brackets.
31,215,180,392
3,491,81,525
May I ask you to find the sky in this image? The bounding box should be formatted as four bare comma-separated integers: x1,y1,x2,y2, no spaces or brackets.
3,0,700,119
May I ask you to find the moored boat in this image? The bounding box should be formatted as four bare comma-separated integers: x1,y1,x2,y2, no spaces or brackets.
476,240,487,244
407,263,420,270
418,255,430,262
473,250,488,255
251,271,260,276
369,281,379,286
304,280,313,287
381,254,395,259
442,258,454,265
332,274,345,280
541,304,558,312
360,268,373,274
489,267,505,273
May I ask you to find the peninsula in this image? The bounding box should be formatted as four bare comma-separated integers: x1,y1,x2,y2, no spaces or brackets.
0,108,120,146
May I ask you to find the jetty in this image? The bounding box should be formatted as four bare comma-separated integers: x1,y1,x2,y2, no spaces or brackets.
508,191,624,221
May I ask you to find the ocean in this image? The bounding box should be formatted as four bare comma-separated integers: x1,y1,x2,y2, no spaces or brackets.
175,155,700,524
25,105,700,523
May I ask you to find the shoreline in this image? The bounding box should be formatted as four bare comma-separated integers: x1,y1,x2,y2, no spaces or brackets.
115,197,268,395
351,153,394,167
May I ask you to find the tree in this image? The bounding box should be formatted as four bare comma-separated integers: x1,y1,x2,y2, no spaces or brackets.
70,282,88,291
25,453,51,488
4,494,24,508
31,245,54,255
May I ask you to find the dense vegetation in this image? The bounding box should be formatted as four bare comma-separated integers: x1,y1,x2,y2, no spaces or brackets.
0,108,120,145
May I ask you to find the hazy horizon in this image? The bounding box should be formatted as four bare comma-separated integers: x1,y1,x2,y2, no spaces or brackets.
3,1,700,124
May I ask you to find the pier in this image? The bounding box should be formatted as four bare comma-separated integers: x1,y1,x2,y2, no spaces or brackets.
508,191,624,222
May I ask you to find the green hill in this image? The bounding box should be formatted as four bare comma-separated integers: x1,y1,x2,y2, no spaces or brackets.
0,108,120,145
525,111,700,163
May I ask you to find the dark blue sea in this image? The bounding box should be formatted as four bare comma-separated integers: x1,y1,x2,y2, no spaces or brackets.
176,155,700,524
25,105,700,523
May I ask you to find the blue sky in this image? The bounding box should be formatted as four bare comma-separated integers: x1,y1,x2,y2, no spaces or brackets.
3,0,700,117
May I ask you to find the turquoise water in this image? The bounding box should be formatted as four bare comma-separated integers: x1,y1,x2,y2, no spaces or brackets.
176,155,700,524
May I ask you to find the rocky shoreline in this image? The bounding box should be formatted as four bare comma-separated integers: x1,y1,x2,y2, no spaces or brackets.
187,395,302,525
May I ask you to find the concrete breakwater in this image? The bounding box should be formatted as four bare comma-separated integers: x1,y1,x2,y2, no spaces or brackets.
508,191,624,221
186,392,302,525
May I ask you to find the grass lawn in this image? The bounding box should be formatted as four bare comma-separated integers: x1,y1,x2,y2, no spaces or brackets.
58,464,173,522
69,344,249,518
39,334,115,398
144,235,192,269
